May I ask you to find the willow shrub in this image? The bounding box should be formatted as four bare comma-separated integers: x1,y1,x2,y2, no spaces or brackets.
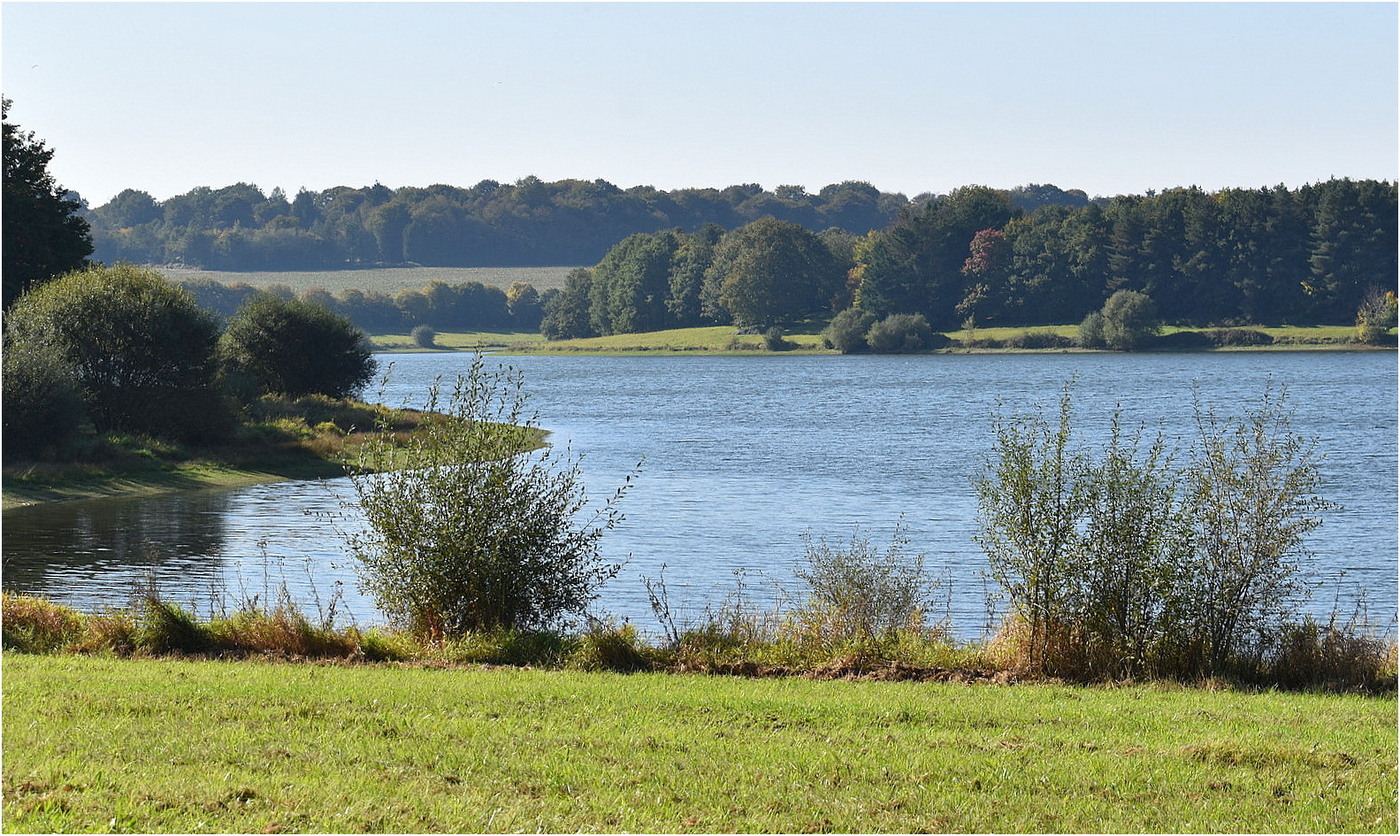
977,381,1335,682
345,355,638,637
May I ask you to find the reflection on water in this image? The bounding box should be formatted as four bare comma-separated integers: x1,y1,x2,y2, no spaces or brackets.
4,351,1396,637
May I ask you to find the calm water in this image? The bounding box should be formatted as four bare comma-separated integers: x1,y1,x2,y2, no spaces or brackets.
4,351,1396,637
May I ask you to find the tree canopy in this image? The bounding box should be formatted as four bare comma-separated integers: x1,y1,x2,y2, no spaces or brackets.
2,98,92,309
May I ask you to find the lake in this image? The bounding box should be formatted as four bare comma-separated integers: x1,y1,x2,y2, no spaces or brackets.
4,351,1396,638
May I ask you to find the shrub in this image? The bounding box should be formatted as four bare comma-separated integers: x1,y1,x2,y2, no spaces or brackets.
1355,288,1398,345
346,354,637,636
1004,331,1075,350
976,381,1332,681
132,593,211,654
219,293,377,400
1077,311,1106,348
3,264,230,442
1,330,86,457
790,526,940,645
1205,328,1273,347
763,326,794,351
823,308,876,354
1,593,84,652
1100,290,1161,350
865,313,943,353
410,324,437,349
568,621,655,672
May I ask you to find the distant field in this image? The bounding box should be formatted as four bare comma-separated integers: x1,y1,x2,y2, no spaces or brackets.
155,265,580,294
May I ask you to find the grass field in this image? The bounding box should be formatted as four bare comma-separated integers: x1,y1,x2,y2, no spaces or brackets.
2,653,1393,834
158,265,580,295
368,323,1378,355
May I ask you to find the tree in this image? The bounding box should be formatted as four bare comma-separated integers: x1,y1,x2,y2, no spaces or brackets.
822,307,877,354
703,218,843,329
588,231,678,335
345,356,636,635
2,329,85,457
1354,287,1398,344
219,294,376,399
1096,289,1160,350
3,264,228,441
540,268,596,340
2,97,93,309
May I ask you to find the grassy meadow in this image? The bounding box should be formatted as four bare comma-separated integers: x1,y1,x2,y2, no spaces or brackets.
3,652,1395,834
161,265,580,295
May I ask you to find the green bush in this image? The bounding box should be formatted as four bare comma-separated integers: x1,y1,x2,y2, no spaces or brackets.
1205,328,1273,347
865,313,942,353
790,526,940,645
1100,290,1161,350
410,324,437,348
346,355,637,635
568,621,655,672
1,330,86,457
976,382,1332,681
1004,331,1075,350
3,264,230,442
822,308,876,353
219,293,377,400
1077,310,1106,348
762,326,795,351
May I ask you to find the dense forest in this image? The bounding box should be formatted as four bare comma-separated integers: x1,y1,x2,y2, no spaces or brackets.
81,176,1394,334
547,179,1396,337
83,179,1094,271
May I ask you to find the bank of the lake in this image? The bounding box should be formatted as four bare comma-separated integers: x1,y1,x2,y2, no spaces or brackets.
366,323,1385,354
2,653,1394,834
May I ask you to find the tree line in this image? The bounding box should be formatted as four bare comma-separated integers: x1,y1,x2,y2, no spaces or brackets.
541,181,1396,340
85,178,924,270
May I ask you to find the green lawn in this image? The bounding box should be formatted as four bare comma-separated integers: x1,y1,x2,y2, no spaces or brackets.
3,653,1394,833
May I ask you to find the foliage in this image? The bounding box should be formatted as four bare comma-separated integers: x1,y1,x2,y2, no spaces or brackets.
864,313,940,353
1098,289,1161,350
1,97,92,309
1184,386,1331,672
219,293,377,399
703,218,844,329
3,264,230,442
345,355,636,635
790,526,941,645
976,382,1337,681
822,307,877,353
87,178,907,271
540,268,597,340
1354,287,1398,344
409,324,437,348
1,329,86,456
762,326,795,351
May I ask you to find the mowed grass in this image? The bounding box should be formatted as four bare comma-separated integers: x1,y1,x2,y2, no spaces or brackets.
506,326,827,354
3,653,1394,834
159,266,580,295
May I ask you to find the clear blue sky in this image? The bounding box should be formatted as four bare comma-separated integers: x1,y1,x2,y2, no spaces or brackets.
3,2,1395,207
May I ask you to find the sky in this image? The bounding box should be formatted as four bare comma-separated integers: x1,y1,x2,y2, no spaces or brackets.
2,1,1395,208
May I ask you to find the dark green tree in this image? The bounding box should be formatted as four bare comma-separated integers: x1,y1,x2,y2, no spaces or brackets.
588,231,679,335
3,265,228,441
219,294,377,399
703,218,843,329
540,268,596,340
2,98,92,309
